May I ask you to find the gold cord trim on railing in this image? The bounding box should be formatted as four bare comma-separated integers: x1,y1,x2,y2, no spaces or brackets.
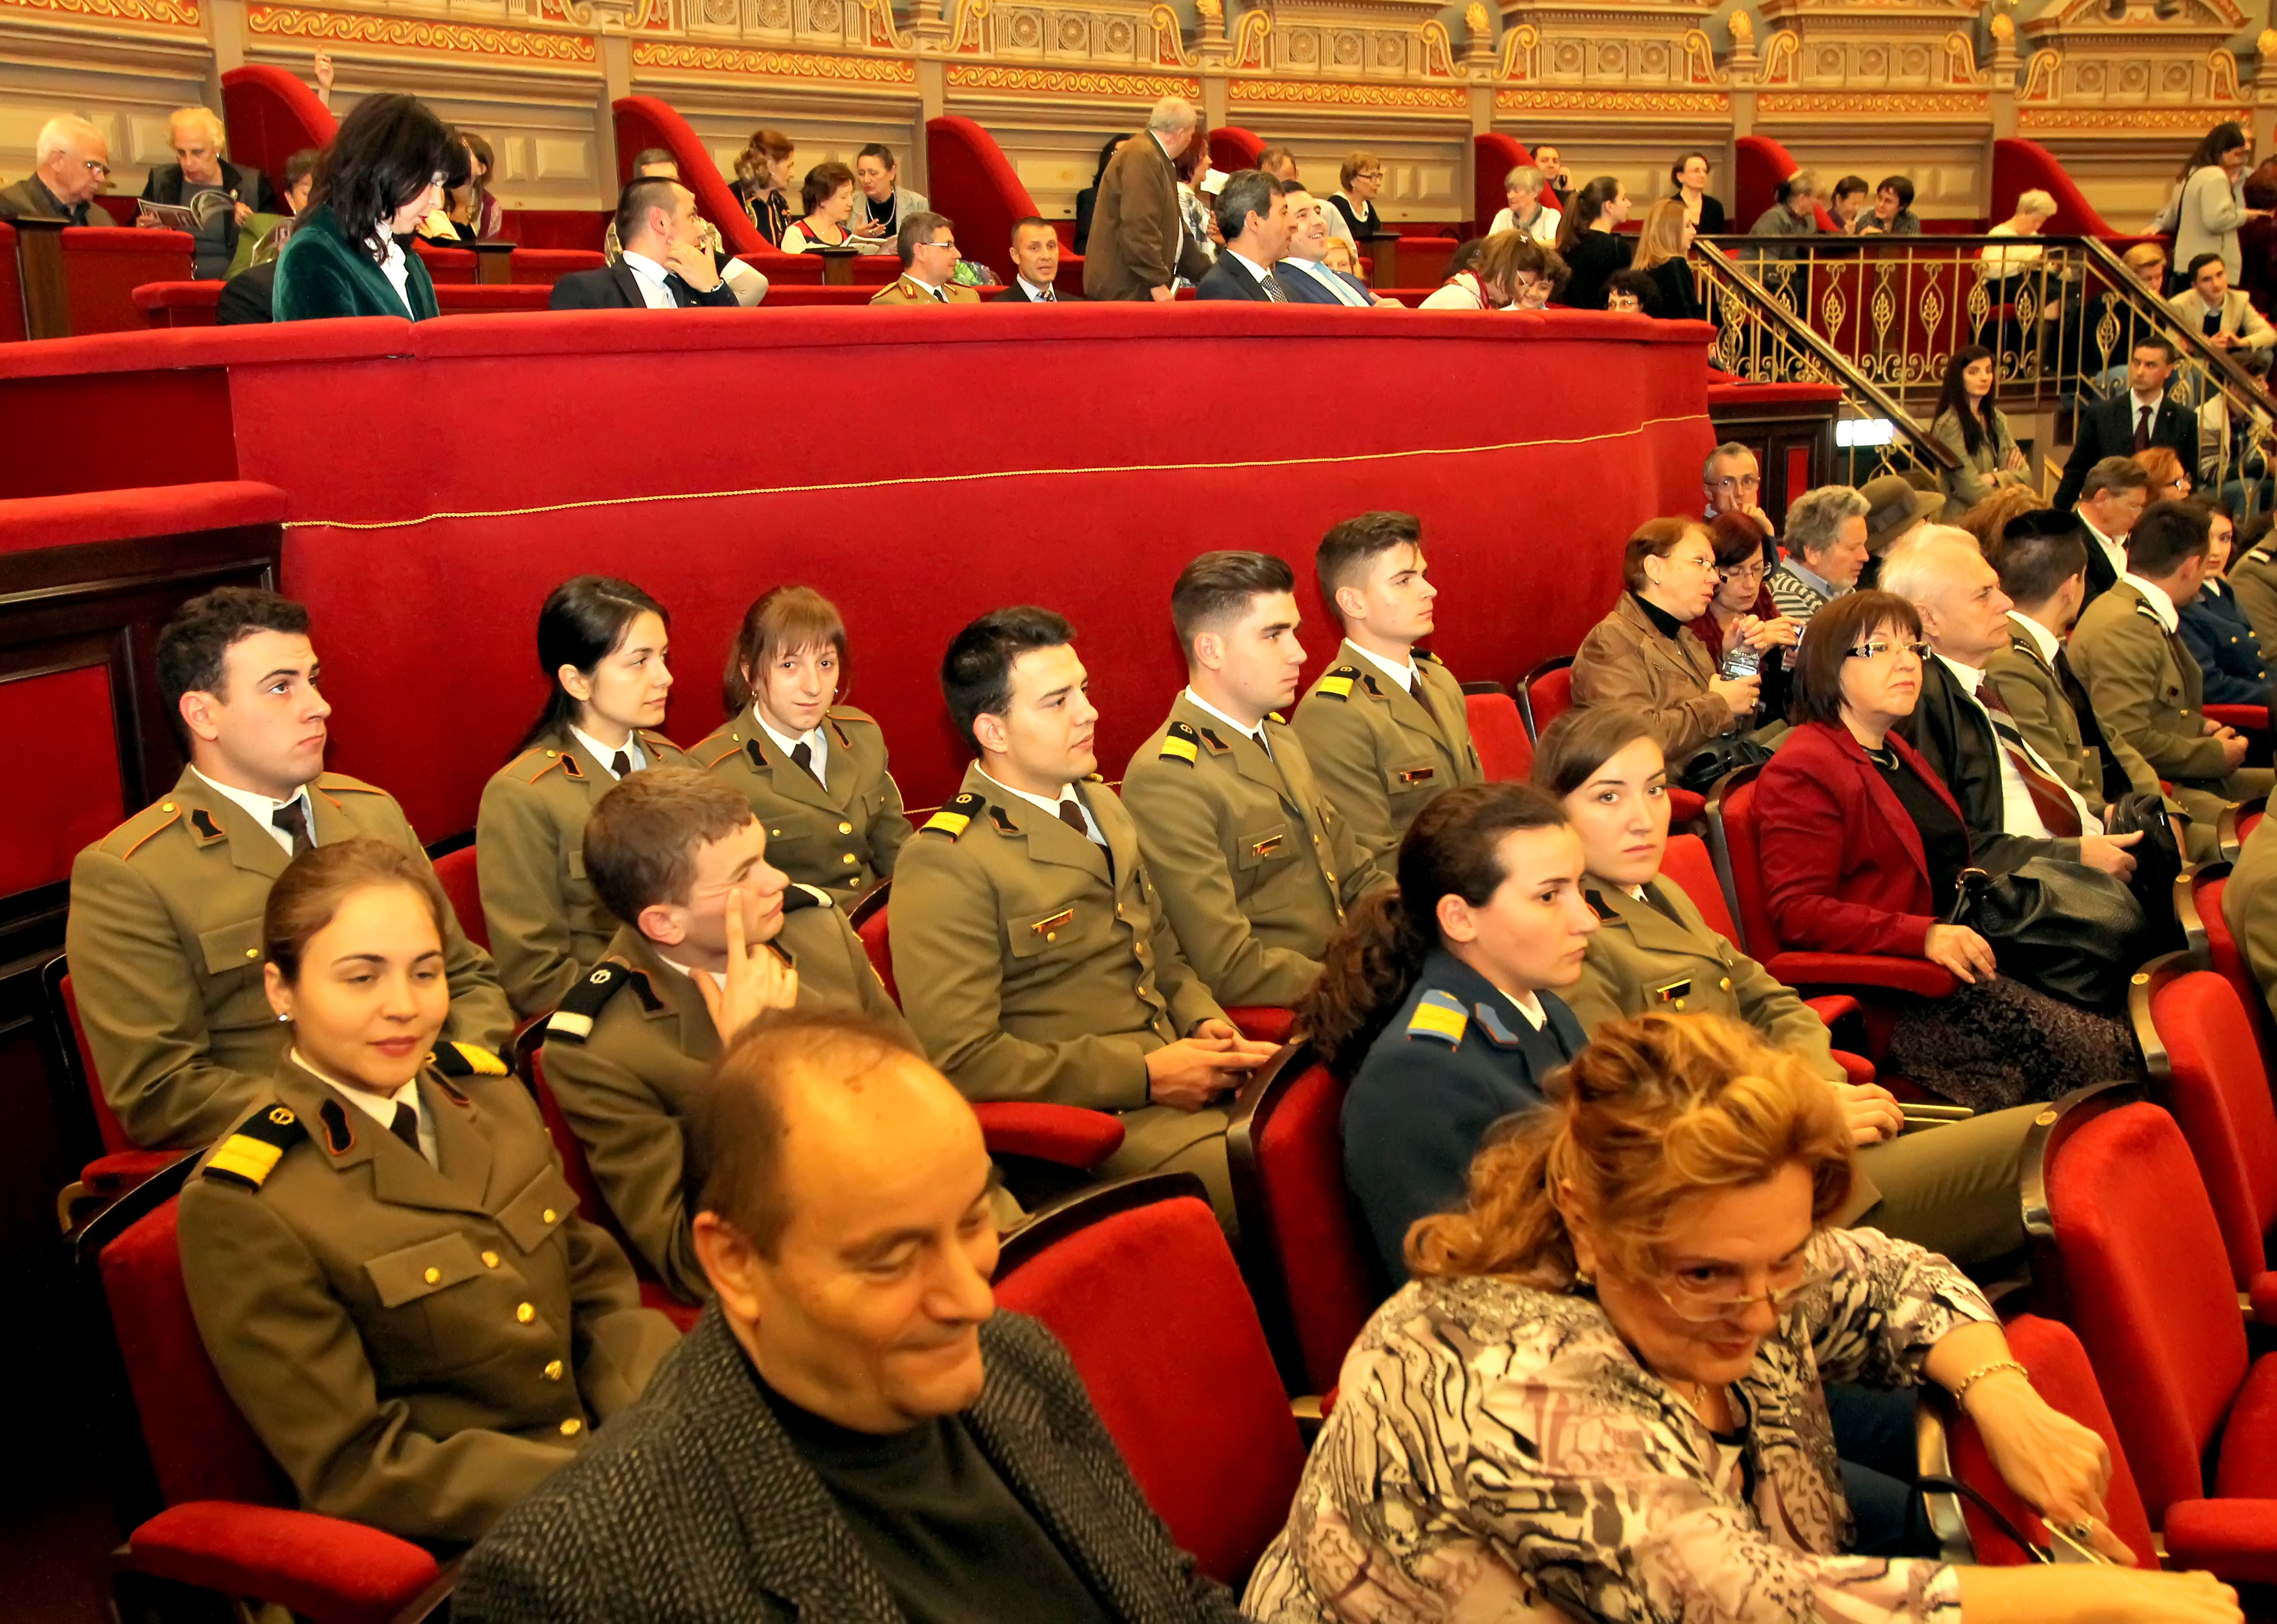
283,412,1713,533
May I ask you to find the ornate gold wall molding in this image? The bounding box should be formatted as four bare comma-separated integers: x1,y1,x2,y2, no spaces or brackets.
1230,75,1465,106
943,62,1194,93
249,4,595,59
1493,84,1728,112
1760,88,1987,115
0,0,198,27
631,37,912,75
2018,104,2254,131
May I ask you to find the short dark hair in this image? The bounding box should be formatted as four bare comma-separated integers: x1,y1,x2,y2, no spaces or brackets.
2188,251,2227,282
156,587,311,740
613,176,680,250
1832,174,1870,203
855,142,896,170
897,209,951,267
2127,498,2213,577
1171,551,1296,660
1790,590,1922,726
2132,334,2178,363
1010,214,1052,242
583,767,756,925
800,160,854,217
1607,267,1659,312
1992,510,2089,606
724,585,848,716
311,92,463,261
1213,168,1278,243
941,607,1075,756
1531,706,1661,799
1877,174,1915,210
630,147,675,172
1316,511,1424,618
688,1010,927,1258
282,147,321,189
2082,455,2152,501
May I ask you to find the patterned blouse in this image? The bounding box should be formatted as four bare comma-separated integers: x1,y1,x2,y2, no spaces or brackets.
1243,1226,1995,1624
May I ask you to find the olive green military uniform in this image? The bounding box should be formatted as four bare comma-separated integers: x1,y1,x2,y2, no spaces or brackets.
1289,640,1484,870
2228,539,2277,659
2069,578,2274,847
67,766,514,1151
1565,876,2034,1265
888,762,1236,1215
475,727,694,1019
692,705,913,898
1119,693,1385,1009
2225,810,2277,1028
538,891,912,1303
177,1055,679,1545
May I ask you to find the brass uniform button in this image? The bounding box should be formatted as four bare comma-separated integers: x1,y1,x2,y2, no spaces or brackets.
842,852,857,865
838,822,853,834
482,1251,501,1268
245,948,260,959
423,1266,441,1285
559,1418,582,1437
1045,932,1057,943
1719,977,1733,992
542,1208,557,1224
161,802,176,812
516,1302,536,1323
543,1359,564,1381
1672,998,1687,1012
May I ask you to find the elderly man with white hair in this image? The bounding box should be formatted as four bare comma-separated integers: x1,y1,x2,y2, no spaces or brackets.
137,105,279,279
0,115,110,225
1883,523,2143,882
1981,188,2059,283
1083,94,1213,302
1767,484,1870,628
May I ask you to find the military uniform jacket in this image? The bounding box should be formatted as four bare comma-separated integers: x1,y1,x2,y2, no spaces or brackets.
693,705,913,898
539,904,911,1304
2225,811,2277,1028
868,274,982,306
1565,876,1844,1085
1289,640,1485,871
1983,614,2142,816
476,727,694,1019
67,765,514,1151
2228,542,2277,660
176,1057,679,1545
2068,579,2233,786
889,762,1226,1114
1340,951,1586,1284
1119,694,1385,1010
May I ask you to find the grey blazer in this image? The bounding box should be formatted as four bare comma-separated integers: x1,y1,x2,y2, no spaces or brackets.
455,1306,1243,1624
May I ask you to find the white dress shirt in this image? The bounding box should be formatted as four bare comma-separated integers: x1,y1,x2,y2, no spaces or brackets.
1347,642,1418,693
754,707,829,784
980,766,1103,843
195,768,316,855
2082,517,2130,584
1226,249,1279,293
297,1048,437,1166
655,952,728,996
1016,276,1057,302
569,724,647,779
2012,611,2063,667
1936,653,2100,839
1481,977,1548,1030
618,250,679,310
1278,257,1370,307
2122,570,2182,632
374,225,412,315
1182,688,1273,756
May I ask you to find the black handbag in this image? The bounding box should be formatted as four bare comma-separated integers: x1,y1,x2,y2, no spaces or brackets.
2100,791,2186,955
1945,858,2152,1013
1676,733,1776,795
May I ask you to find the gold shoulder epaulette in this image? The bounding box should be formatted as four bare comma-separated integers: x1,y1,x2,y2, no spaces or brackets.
105,798,187,862
694,735,745,770
922,792,984,838
1315,665,1361,701
1160,720,1201,765
204,1102,306,1189
514,748,577,785
1405,989,1468,1047
546,961,643,1044
314,770,385,795
429,1041,508,1078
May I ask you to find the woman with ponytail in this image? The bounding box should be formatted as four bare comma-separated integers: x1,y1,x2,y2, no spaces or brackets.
1299,781,1599,1284
1246,1013,2235,1624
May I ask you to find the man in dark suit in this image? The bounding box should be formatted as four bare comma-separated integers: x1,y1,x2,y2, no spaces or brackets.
550,177,738,310
1883,526,2141,883
1276,185,1399,308
1084,96,1212,302
992,215,1075,303
453,1012,1244,1624
2052,336,2195,510
2072,456,2152,608
1193,170,1293,303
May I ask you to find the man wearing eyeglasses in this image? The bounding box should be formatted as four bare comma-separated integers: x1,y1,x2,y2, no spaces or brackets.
0,115,110,226
1701,442,1776,550
869,212,981,306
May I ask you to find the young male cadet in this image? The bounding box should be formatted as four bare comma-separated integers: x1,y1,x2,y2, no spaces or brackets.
1290,510,1485,868
1121,551,1385,1010
540,768,910,1304
67,587,512,1150
455,1013,1246,1624
889,607,1278,1220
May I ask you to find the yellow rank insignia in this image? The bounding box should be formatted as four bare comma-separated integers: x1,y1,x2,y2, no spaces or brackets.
1405,989,1469,1047
922,792,983,838
1161,721,1200,765
1316,665,1359,701
205,1102,305,1189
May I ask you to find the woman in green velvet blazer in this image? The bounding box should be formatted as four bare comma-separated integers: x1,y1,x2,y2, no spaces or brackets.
273,93,463,323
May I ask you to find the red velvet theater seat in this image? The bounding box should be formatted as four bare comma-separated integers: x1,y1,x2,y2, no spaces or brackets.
1734,136,1841,236
509,249,606,287
64,226,196,335
1990,137,2117,239
136,281,222,326
1226,1042,1380,1395
2044,1101,2277,1584
1209,127,1266,174
220,64,337,192
2133,954,2277,1317
925,115,1080,291
430,845,488,951
2187,868,2277,1074
45,959,181,1203
611,95,767,258
0,221,25,343
1465,688,1534,781
993,1172,1307,1586
1945,1313,2159,1569
1518,655,1572,740
85,1163,448,1624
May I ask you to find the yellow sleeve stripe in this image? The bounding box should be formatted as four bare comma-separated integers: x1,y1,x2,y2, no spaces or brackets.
1160,734,1198,762
209,1135,287,1187
923,809,971,836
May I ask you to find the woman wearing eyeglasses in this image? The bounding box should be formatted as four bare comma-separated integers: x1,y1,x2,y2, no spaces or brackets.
1752,590,2137,1110
1244,1012,2234,1624
1327,152,1384,247
2134,444,2195,503
1570,517,1763,765
1689,511,1800,720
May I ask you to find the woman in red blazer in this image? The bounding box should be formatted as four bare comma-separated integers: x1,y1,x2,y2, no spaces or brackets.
1753,589,2137,1110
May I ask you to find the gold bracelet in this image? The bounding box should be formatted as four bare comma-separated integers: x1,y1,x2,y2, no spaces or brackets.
1951,1358,2030,1412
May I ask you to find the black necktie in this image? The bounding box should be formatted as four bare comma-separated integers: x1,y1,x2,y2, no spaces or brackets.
932,286,947,304
790,740,825,786
388,1101,424,1159
1261,273,1286,303
610,749,632,778
1057,797,1115,881
2134,404,2152,453
272,799,313,858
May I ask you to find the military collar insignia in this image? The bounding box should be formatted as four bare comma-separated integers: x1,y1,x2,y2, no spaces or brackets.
827,715,853,748
1267,710,1288,726
1197,726,1234,754
1470,1000,1528,1047
318,1097,356,1155
1584,888,1619,922
188,808,226,843
921,793,983,839
987,804,1021,835
746,736,769,771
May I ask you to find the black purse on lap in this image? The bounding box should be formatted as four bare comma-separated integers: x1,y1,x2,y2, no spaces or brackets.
1943,859,2152,1013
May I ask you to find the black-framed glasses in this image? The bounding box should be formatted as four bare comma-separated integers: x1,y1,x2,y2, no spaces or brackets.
1847,639,1931,661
